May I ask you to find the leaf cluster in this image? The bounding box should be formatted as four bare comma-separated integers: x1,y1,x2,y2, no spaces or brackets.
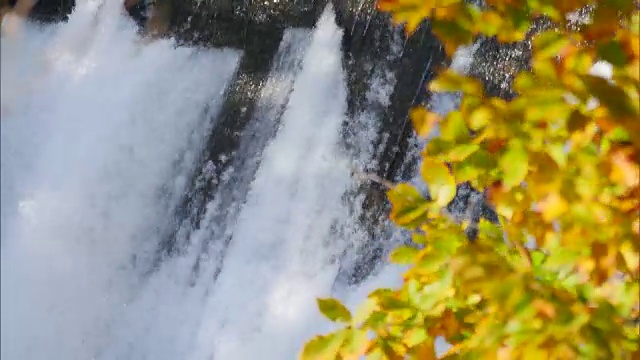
302,0,639,359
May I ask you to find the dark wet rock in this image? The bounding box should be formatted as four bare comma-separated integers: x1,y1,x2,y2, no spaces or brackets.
6,0,74,22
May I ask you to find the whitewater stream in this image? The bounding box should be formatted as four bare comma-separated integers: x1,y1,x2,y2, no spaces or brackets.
1,2,462,359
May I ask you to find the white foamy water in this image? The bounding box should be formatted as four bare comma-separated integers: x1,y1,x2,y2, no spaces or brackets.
1,2,239,358
188,9,354,359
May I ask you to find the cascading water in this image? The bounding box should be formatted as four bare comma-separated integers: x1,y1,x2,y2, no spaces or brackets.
1,2,240,358
1,1,471,359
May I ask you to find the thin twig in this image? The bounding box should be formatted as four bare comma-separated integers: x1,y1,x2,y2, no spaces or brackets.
351,167,395,190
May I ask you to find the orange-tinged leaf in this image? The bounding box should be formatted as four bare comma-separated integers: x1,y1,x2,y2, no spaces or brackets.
537,193,569,222
410,338,436,360
532,299,557,320
410,107,441,137
486,138,508,154
610,149,640,188
421,158,457,206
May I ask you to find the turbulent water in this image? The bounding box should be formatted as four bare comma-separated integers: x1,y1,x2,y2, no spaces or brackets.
1,2,463,359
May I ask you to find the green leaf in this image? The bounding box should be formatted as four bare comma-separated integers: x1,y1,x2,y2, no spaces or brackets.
440,111,471,144
447,143,479,162
530,250,547,268
404,327,429,347
387,184,430,228
425,137,455,157
546,142,567,168
532,30,571,60
389,245,420,264
421,158,457,206
478,218,503,243
317,298,352,323
597,40,629,67
499,143,529,190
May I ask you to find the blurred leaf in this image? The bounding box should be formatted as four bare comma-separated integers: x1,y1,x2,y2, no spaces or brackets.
447,143,480,162
499,143,529,190
533,30,571,60
390,246,420,264
429,69,484,95
421,158,457,206
387,184,430,228
441,111,471,143
410,107,441,137
341,329,370,359
317,298,352,323
300,331,347,360
538,193,569,222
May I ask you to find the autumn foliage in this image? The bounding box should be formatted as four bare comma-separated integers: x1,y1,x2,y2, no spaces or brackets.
302,0,639,359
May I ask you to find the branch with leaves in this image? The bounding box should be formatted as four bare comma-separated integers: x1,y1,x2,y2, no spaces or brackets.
302,0,639,359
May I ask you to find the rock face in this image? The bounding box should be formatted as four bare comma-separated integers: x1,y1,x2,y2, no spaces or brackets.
4,0,73,22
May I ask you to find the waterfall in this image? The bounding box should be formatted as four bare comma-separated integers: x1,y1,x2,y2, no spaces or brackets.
1,2,466,359
1,2,240,358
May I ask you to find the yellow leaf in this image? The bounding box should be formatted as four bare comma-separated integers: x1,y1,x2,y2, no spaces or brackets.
403,327,429,348
352,298,378,327
447,143,479,162
440,111,471,143
499,143,529,190
533,30,572,61
474,10,504,37
468,105,494,130
421,158,457,206
389,245,420,264
376,0,462,34
610,148,639,188
429,69,484,95
537,193,568,222
317,298,352,323
340,329,370,359
387,184,430,228
410,107,441,137
300,331,347,360
619,241,639,277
